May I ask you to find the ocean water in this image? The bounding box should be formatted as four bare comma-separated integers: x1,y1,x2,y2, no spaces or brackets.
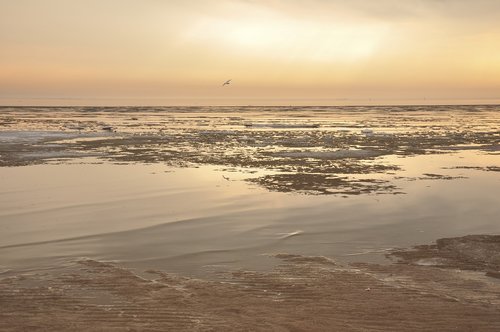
0,106,499,277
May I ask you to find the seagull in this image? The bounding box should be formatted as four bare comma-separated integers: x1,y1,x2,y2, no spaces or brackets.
222,79,231,86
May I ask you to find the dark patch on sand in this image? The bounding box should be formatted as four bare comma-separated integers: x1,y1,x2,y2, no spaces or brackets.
389,235,500,278
247,173,400,195
445,166,500,172
420,173,467,180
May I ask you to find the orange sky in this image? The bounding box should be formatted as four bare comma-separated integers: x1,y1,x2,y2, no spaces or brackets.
1,0,500,105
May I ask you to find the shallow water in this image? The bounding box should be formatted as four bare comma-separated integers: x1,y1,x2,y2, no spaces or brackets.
0,106,499,278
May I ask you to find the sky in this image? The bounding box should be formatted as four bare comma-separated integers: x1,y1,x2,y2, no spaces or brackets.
1,0,500,105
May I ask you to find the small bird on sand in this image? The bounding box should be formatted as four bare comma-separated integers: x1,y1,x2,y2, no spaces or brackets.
222,79,231,86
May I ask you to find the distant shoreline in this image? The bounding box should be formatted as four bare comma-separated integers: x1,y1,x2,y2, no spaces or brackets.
1,96,500,108
1,102,500,108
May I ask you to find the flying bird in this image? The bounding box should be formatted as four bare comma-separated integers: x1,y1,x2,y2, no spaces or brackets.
222,79,231,86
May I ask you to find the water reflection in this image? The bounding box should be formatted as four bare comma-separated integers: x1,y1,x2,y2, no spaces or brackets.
0,155,499,277
0,106,499,276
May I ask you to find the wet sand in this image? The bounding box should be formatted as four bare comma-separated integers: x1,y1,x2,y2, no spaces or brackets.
2,236,500,331
1,106,499,330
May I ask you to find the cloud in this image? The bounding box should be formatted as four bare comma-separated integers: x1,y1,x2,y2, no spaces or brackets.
233,0,500,24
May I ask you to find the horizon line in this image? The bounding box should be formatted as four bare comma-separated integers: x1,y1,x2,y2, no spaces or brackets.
2,103,499,108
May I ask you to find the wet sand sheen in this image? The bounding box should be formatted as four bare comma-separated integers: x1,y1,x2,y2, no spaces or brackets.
2,240,500,331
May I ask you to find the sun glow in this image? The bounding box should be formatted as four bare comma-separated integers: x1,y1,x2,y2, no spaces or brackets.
188,5,387,62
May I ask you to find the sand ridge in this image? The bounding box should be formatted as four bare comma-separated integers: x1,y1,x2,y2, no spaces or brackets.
2,236,500,331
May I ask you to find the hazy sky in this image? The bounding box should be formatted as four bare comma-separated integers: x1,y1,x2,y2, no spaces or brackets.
1,0,499,105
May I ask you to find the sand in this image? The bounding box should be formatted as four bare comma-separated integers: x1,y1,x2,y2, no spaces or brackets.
2,235,500,331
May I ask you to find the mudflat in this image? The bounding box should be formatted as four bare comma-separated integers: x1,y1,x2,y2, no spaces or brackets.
1,106,499,330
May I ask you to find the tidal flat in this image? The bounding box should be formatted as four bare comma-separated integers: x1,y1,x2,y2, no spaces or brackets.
1,105,499,330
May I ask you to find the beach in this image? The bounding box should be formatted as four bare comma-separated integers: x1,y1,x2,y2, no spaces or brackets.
1,105,499,330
